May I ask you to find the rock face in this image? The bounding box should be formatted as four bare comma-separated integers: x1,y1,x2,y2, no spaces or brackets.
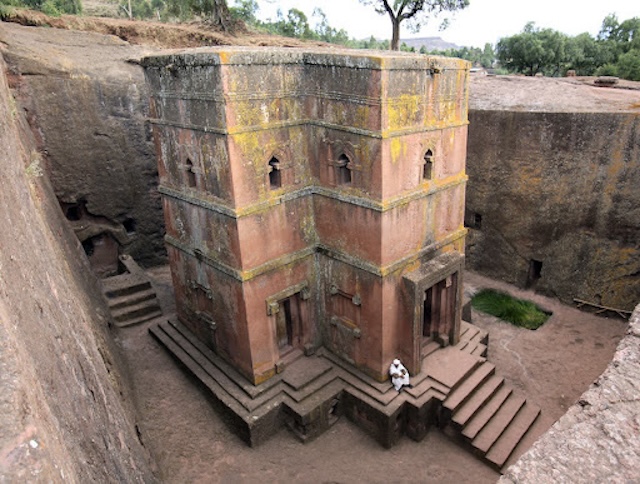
500,302,640,482
0,49,155,481
466,77,640,311
1,23,166,270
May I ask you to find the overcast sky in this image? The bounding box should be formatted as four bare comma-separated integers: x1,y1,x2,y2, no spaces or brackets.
251,0,639,48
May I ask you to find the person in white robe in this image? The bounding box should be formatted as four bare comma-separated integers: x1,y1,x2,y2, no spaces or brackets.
389,358,410,391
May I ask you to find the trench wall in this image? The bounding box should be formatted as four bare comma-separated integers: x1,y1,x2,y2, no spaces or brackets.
501,302,640,481
0,52,155,482
466,109,640,311
1,24,165,268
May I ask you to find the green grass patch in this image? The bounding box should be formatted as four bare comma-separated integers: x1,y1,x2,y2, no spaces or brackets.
471,289,550,330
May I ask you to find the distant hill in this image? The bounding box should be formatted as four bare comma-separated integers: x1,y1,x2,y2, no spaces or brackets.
401,37,460,51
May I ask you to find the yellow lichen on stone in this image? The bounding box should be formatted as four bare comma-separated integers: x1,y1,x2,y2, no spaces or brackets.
389,137,405,165
387,94,421,132
355,105,372,130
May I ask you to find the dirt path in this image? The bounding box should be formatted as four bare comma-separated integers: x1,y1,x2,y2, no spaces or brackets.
114,267,627,482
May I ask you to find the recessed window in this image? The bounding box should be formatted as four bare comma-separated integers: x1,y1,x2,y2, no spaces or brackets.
65,205,82,221
268,157,282,189
82,238,95,256
123,217,136,234
527,259,543,287
423,149,434,180
464,210,482,230
336,154,352,185
186,158,197,188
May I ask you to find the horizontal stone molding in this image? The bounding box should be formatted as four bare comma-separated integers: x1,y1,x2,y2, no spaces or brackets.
149,116,468,139
151,88,383,107
165,225,465,282
166,234,315,282
158,173,467,219
141,48,469,72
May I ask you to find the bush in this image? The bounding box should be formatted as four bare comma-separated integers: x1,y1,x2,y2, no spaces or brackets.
0,4,17,18
471,289,550,330
40,0,60,15
596,63,619,76
0,0,81,15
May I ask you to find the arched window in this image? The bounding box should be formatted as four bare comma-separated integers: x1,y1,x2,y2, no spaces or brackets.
268,157,281,189
186,158,197,188
336,153,352,185
423,149,434,180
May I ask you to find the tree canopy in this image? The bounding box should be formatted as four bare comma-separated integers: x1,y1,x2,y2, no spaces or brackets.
360,0,469,50
495,15,640,80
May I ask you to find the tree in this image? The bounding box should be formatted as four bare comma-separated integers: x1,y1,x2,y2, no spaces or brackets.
312,8,350,45
360,0,469,51
229,0,258,24
267,8,314,38
479,42,494,68
565,32,613,75
616,49,640,80
18,0,81,14
166,0,232,30
594,14,640,80
496,22,569,76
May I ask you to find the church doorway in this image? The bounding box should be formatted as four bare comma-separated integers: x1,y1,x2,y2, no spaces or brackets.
276,293,304,357
423,274,458,347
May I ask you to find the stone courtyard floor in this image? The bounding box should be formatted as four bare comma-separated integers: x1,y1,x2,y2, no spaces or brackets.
114,267,627,483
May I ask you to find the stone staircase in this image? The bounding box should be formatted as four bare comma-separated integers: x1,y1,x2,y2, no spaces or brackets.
102,255,162,327
441,360,541,469
149,317,540,470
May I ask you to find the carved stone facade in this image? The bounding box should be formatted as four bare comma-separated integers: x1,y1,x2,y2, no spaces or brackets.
142,48,470,385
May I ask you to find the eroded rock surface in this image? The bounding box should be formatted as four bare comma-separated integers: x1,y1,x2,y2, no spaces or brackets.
1,22,166,268
466,76,640,311
500,303,640,483
0,47,155,482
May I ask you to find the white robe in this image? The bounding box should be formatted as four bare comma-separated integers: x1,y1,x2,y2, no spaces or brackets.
389,360,410,391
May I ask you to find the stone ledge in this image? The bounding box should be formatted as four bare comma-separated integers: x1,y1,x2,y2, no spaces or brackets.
500,303,640,483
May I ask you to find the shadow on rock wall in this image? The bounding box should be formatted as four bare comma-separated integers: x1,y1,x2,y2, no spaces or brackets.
2,23,166,272
0,35,156,482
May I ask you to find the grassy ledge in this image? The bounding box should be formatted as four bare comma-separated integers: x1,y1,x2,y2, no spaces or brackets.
471,289,550,330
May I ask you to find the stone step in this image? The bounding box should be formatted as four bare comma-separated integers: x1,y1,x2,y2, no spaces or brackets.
459,322,489,346
167,319,282,399
471,393,526,453
151,322,276,413
451,375,504,428
422,340,440,357
162,319,336,412
425,348,483,391
108,287,157,310
443,361,495,413
284,368,339,404
102,274,151,298
456,335,488,359
461,385,512,440
485,402,541,469
149,322,255,418
405,375,448,401
469,343,488,358
501,410,547,470
112,308,163,328
112,299,161,322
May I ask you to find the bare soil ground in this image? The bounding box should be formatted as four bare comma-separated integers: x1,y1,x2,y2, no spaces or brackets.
470,74,640,112
1,8,331,49
114,266,627,483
